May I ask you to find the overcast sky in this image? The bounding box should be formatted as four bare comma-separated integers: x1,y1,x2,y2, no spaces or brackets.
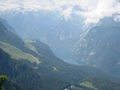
0,0,120,24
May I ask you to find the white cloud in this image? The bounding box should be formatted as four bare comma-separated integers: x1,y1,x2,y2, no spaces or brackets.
114,15,120,21
60,7,73,20
0,0,120,24
76,0,120,24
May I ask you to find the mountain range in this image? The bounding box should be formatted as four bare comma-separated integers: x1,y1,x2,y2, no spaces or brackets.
0,16,120,90
0,11,84,64
75,17,120,78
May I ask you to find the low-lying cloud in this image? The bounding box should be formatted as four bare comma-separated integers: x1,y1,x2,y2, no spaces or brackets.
0,0,120,24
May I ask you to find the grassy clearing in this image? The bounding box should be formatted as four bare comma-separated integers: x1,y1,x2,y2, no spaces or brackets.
0,41,41,64
80,81,98,90
24,40,38,53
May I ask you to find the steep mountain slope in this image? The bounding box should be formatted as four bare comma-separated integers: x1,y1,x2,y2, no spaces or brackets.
0,18,120,90
0,12,83,64
0,18,70,90
0,49,70,90
75,18,120,77
0,18,24,49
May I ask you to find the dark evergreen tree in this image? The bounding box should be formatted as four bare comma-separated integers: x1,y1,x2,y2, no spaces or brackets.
0,75,8,90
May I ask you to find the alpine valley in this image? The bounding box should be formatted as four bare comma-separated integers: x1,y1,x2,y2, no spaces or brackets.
0,10,120,90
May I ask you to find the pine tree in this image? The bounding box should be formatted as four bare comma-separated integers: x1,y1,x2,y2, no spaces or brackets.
0,75,8,90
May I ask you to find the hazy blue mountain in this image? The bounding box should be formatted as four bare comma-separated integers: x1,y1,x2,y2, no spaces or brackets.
75,17,120,77
0,18,120,90
0,11,84,64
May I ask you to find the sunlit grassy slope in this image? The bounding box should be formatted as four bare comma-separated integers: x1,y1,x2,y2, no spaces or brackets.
80,81,98,90
0,41,40,64
24,40,39,54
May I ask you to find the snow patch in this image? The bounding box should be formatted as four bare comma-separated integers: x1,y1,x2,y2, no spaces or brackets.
89,52,96,56
52,66,58,71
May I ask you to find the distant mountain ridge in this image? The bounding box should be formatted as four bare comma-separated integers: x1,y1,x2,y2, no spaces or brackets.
75,17,120,78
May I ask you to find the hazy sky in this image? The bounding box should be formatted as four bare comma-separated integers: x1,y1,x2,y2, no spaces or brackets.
0,0,120,24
